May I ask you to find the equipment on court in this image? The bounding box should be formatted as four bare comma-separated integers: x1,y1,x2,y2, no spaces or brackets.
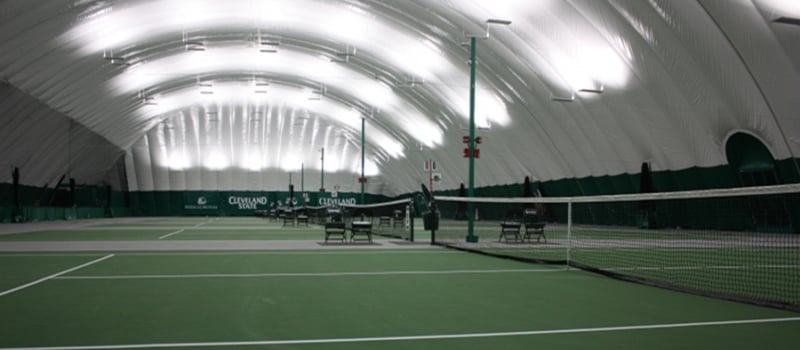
341,198,416,241
432,183,800,311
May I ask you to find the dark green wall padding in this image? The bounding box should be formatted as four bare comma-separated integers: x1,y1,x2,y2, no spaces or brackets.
2,159,798,228
0,183,390,222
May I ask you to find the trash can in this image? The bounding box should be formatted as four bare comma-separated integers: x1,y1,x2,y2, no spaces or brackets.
423,211,439,230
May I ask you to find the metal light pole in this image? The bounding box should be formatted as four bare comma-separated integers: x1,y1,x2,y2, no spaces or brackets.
360,117,366,205
320,147,325,192
466,35,478,243
466,19,511,243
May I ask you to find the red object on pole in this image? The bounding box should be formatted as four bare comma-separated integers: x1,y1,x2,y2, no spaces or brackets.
358,177,368,183
463,148,481,158
475,136,482,144
429,168,434,193
463,135,470,143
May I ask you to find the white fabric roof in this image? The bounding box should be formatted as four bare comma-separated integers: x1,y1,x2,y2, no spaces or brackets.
1,0,798,195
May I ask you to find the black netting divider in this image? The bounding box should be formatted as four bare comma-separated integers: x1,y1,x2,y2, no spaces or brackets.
431,184,800,311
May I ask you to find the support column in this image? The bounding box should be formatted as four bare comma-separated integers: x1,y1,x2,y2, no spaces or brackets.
466,36,478,243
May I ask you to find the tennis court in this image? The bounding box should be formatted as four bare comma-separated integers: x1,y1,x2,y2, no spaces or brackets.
1,217,798,350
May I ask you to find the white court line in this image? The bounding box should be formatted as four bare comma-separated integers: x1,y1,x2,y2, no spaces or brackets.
0,317,798,350
157,229,184,240
0,250,451,257
603,264,800,272
54,268,566,280
0,254,114,298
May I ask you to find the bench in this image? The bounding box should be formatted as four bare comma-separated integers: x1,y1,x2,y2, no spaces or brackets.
523,222,546,243
324,222,347,243
296,214,309,226
499,222,522,242
350,221,373,243
392,209,405,228
282,212,295,226
378,216,391,227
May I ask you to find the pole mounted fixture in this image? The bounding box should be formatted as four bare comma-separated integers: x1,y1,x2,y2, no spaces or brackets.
465,19,511,243
470,19,512,39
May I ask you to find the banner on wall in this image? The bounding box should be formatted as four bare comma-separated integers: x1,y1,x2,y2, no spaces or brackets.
227,195,269,210
317,192,357,207
184,193,219,212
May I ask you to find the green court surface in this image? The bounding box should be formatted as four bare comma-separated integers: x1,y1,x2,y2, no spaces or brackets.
1,249,799,350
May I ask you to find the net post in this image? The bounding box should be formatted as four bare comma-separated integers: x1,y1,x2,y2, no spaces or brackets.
567,199,572,270
408,199,414,243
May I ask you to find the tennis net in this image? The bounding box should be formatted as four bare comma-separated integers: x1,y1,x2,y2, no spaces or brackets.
431,183,800,311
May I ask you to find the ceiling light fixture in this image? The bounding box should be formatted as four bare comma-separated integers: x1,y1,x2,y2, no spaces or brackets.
102,49,128,66
579,85,604,94
551,94,575,102
773,16,800,26
332,44,357,63
182,31,206,51
256,29,280,53
137,90,158,105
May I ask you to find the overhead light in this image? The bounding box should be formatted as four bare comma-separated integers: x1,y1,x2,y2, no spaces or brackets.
256,30,280,53
398,76,424,88
551,94,575,102
773,16,800,26
197,79,214,94
469,18,513,39
308,86,325,100
185,40,206,51
137,90,157,105
487,19,512,25
579,85,604,94
332,52,353,63
332,45,357,63
102,49,128,66
254,90,268,94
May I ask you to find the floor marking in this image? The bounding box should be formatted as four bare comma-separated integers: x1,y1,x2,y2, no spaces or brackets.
192,221,207,228
0,250,453,258
603,264,800,272
0,254,114,298
55,268,566,280
1,317,798,350
157,230,184,240
112,250,452,256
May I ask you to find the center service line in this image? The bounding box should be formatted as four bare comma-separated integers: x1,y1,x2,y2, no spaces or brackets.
0,254,114,298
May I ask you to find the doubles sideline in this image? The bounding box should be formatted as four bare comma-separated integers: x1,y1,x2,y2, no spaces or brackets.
0,317,798,350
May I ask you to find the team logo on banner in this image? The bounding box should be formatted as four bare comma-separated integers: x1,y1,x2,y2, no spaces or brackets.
185,194,218,210
228,196,268,210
